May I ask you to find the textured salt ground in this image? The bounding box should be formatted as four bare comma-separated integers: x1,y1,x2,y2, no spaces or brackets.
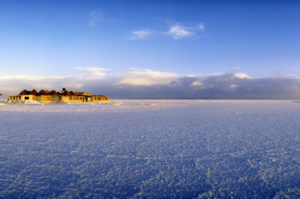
0,100,299,198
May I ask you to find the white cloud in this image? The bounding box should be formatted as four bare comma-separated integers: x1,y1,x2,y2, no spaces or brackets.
116,68,179,86
77,67,110,78
167,23,206,40
88,10,102,27
129,30,152,40
167,25,194,40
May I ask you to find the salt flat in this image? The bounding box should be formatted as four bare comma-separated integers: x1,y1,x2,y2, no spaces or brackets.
0,100,299,198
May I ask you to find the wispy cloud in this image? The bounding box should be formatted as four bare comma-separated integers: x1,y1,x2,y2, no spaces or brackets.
88,10,102,27
129,22,205,41
129,30,152,40
198,23,205,31
167,23,205,40
77,67,110,78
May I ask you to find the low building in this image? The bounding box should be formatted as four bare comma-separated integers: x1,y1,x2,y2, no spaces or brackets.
7,88,109,104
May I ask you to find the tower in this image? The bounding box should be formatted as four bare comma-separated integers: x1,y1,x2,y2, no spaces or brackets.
62,88,67,93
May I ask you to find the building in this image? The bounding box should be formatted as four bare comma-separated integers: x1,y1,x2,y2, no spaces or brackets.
7,88,109,104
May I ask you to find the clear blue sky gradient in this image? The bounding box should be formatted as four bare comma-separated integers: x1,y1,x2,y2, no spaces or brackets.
1,0,300,77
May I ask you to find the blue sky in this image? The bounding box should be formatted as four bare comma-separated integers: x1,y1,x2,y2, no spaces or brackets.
1,0,300,98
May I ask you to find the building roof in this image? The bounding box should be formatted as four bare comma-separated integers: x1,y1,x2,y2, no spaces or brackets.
17,89,108,97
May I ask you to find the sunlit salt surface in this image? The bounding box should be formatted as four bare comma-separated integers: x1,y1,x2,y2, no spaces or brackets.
0,100,299,198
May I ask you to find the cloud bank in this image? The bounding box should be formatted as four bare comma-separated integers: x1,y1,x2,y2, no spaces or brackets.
1,68,300,99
